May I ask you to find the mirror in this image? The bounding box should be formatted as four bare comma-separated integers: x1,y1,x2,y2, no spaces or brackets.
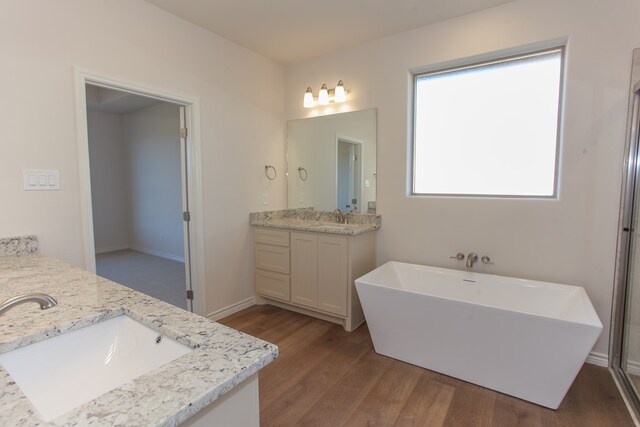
287,109,377,213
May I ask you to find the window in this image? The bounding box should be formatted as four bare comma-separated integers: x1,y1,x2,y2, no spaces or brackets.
412,47,564,197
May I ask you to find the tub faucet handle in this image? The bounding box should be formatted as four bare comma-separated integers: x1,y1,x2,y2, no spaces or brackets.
449,252,465,261
481,255,494,265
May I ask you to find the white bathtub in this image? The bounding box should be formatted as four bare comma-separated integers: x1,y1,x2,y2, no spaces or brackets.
355,261,602,409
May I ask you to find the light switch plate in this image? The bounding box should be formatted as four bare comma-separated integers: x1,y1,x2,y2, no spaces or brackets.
24,170,60,191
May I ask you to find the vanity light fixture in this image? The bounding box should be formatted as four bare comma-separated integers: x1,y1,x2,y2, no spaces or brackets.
303,87,314,108
334,80,346,103
303,81,348,108
318,84,329,105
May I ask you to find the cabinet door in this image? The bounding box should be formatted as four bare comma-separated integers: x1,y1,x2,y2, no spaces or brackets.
317,235,348,316
291,232,318,308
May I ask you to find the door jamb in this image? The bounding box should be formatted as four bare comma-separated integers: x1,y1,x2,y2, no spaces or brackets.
335,135,364,212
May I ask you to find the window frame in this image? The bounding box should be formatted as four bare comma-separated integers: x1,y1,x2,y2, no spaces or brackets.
410,45,566,199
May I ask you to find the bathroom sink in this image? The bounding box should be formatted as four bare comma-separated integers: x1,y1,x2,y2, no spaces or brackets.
315,224,348,230
0,315,192,421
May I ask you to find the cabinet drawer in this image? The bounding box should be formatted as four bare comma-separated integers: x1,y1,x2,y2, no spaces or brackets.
255,228,290,247
255,244,290,274
256,270,290,302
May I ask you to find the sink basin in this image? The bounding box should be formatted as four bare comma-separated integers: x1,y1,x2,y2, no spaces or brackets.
315,225,348,230
0,315,192,421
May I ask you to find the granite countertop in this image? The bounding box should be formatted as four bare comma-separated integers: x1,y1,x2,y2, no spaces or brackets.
249,208,381,235
0,254,278,426
250,218,378,235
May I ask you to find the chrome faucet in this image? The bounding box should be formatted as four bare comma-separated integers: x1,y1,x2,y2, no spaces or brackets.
334,209,348,224
466,253,479,268
0,293,57,316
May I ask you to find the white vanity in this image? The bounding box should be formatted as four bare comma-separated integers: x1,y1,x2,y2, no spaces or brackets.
253,108,379,329
250,209,379,331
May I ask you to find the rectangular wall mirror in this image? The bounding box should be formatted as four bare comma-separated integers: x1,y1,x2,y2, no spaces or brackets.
287,108,377,213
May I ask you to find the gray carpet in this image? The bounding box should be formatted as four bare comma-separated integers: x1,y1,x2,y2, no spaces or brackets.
96,249,187,310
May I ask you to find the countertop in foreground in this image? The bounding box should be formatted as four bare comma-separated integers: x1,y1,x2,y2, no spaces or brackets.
0,255,278,426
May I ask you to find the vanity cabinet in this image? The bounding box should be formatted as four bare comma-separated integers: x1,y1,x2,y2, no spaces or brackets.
254,227,376,331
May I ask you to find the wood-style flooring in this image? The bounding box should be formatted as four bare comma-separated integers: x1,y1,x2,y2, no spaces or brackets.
218,305,633,427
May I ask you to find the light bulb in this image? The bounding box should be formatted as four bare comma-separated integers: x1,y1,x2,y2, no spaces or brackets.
318,84,329,105
334,80,346,103
303,87,314,108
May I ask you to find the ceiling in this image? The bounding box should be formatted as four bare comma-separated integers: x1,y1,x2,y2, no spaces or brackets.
86,85,164,114
145,0,515,64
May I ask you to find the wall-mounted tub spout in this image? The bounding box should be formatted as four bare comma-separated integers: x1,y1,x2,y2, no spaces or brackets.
466,253,478,268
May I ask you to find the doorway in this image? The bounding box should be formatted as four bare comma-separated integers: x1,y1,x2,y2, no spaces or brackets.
86,84,190,309
336,137,362,212
75,71,203,315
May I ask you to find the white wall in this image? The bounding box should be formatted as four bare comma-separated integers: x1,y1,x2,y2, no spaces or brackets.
283,0,640,355
124,103,184,261
87,109,129,252
0,0,285,317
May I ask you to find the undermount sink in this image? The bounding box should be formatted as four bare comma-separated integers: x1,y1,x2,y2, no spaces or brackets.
315,224,348,230
0,315,192,421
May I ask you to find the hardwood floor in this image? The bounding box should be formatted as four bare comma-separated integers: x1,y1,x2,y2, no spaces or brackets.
218,305,633,427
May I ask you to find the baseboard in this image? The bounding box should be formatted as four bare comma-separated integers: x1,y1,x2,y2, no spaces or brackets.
95,244,130,254
627,360,640,376
255,296,344,327
129,245,185,263
586,351,609,367
207,297,256,321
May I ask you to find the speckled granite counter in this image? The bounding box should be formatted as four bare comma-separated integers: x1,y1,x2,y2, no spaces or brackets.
249,208,381,235
0,254,278,426
0,235,38,257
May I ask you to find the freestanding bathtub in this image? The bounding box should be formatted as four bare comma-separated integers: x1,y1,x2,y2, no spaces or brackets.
355,261,602,409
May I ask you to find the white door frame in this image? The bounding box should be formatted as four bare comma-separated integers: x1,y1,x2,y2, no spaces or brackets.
74,68,206,316
335,135,364,212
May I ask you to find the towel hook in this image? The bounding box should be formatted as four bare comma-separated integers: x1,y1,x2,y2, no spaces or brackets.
298,167,308,181
265,165,277,181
